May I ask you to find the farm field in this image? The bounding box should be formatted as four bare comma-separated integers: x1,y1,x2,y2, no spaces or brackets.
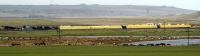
0,19,60,25
0,17,196,26
49,17,194,25
0,46,199,56
1,29,200,37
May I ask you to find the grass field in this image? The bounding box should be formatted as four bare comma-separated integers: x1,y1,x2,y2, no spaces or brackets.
0,46,199,56
0,19,60,25
50,17,179,25
0,17,194,26
1,29,200,37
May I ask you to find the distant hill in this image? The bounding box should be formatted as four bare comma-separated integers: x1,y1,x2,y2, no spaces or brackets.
163,11,200,24
178,11,200,19
0,5,195,18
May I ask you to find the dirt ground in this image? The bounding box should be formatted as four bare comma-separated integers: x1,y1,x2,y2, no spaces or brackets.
0,36,196,46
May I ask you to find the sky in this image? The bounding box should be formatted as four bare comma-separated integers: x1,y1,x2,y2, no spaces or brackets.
0,0,199,10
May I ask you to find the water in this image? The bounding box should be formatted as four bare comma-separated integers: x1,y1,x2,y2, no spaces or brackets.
128,39,200,46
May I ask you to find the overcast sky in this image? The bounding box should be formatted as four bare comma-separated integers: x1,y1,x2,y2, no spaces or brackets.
0,0,199,10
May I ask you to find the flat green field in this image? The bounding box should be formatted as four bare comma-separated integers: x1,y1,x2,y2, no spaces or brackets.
0,46,199,56
0,19,59,25
0,17,195,26
1,29,200,37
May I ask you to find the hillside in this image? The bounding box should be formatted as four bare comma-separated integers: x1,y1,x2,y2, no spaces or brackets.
172,11,200,24
179,11,200,19
0,5,195,18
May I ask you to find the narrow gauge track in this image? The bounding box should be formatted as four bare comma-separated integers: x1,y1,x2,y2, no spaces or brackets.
1,28,199,32
62,36,200,38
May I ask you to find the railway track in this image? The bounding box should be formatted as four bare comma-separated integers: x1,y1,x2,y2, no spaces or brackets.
62,36,200,38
